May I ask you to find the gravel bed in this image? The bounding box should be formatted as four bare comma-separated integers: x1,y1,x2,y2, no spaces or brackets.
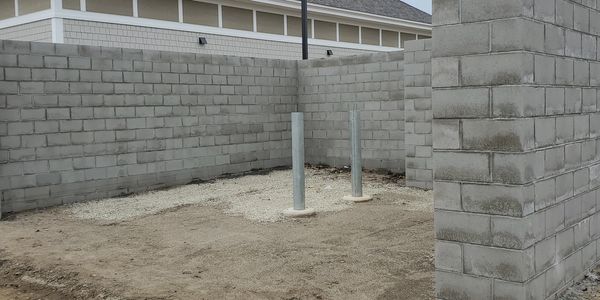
67,168,430,223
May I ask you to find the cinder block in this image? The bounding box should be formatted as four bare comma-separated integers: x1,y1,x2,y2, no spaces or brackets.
462,119,534,151
432,120,459,149
432,23,489,57
461,53,534,86
492,18,544,52
435,210,492,245
44,56,68,69
492,212,544,249
434,152,490,182
435,241,462,272
463,244,535,282
436,271,492,300
556,227,575,259
433,181,461,210
462,183,534,217
493,152,544,184
432,57,459,87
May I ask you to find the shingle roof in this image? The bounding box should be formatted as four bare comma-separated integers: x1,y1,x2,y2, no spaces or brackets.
306,0,432,24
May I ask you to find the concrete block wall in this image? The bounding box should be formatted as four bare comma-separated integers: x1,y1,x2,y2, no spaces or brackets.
0,39,297,213
63,19,373,60
404,39,432,189
297,51,406,172
433,0,600,299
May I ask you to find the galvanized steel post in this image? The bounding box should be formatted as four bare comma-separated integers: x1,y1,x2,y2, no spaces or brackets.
284,112,315,217
344,110,372,202
292,112,305,210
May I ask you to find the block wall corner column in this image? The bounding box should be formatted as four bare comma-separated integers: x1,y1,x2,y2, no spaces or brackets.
432,0,600,299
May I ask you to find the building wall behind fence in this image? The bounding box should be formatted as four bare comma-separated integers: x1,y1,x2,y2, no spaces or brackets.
0,39,297,213
0,20,53,43
297,52,406,172
433,0,600,299
63,19,374,60
404,39,432,189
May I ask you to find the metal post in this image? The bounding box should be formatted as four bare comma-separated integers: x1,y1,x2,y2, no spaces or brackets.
284,112,315,217
292,112,305,210
344,110,372,202
301,0,308,60
350,110,362,197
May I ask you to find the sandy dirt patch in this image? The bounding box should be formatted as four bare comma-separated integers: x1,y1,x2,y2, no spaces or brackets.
560,266,600,300
0,167,434,299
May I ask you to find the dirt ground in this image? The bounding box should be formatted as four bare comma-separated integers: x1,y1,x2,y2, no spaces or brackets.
0,167,434,300
560,265,600,300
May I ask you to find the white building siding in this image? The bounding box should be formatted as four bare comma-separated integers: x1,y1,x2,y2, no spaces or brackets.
0,19,52,42
62,19,373,59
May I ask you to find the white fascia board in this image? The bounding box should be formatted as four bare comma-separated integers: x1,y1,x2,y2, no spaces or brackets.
249,0,432,31
0,10,54,28
53,9,401,52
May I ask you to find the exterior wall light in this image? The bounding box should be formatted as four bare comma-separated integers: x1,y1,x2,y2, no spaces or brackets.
326,50,333,56
199,37,208,45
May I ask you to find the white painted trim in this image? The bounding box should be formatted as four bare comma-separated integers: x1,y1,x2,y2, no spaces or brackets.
51,17,64,43
178,0,183,23
335,22,339,42
133,0,138,17
217,4,222,27
51,0,62,10
14,0,18,17
283,14,287,35
379,29,382,46
397,31,400,48
358,25,362,44
310,18,314,39
252,9,256,32
0,10,53,28
80,0,86,12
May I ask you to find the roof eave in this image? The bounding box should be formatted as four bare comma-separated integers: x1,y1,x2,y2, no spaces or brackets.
249,0,432,31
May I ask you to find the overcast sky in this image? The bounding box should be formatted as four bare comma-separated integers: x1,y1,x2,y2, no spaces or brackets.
403,0,432,14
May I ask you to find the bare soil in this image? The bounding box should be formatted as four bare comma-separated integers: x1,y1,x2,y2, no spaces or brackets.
560,266,600,300
0,168,434,300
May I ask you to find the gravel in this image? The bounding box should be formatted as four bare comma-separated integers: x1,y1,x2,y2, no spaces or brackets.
67,168,431,223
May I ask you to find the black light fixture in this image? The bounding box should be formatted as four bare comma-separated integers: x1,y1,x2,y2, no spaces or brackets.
198,37,208,45
326,49,333,56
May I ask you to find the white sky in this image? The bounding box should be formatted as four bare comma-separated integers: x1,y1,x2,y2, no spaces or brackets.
402,0,432,14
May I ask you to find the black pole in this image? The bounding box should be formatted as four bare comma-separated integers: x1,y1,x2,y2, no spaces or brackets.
301,0,308,60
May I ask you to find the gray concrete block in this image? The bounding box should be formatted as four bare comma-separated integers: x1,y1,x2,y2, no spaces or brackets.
436,270,492,300
493,152,543,184
44,56,68,69
435,210,492,245
464,244,535,282
492,18,544,52
460,0,533,22
435,241,462,272
434,152,490,182
462,119,535,151
462,183,534,217
461,53,534,86
432,88,489,119
433,181,461,211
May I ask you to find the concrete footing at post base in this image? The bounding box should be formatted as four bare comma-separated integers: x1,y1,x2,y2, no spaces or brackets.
283,208,316,218
342,195,373,203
